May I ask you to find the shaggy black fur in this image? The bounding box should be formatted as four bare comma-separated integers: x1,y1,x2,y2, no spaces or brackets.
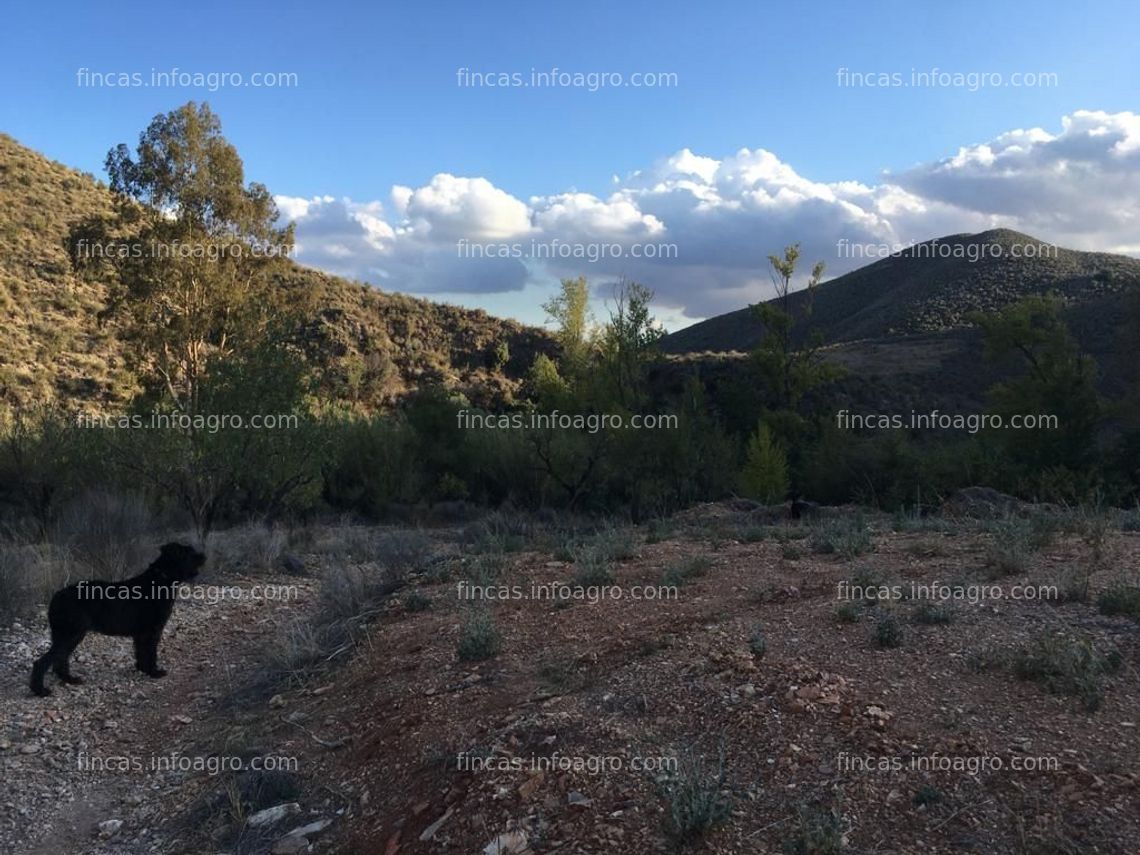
30,542,205,697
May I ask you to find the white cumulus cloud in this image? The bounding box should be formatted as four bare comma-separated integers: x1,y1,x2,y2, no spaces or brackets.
275,110,1140,324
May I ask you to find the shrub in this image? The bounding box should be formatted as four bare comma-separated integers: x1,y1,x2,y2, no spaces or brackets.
210,521,287,575
662,555,712,587
913,785,943,807
1097,584,1140,620
748,624,766,657
874,612,904,648
465,510,535,554
912,602,954,625
1011,635,1120,711
404,590,432,612
739,525,767,543
50,489,156,578
663,752,732,845
782,803,845,855
1050,566,1092,604
0,542,76,620
809,515,872,559
835,603,860,624
591,525,639,561
646,517,676,544
984,516,1051,577
573,544,615,586
457,607,501,661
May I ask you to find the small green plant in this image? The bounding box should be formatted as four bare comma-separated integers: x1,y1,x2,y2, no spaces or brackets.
574,544,615,586
913,785,943,807
782,802,845,855
912,602,954,625
809,515,872,559
748,624,766,657
1011,634,1120,711
595,525,639,560
468,552,507,587
404,590,432,612
984,516,1052,577
835,602,860,624
662,555,712,587
1049,566,1092,603
781,543,804,560
457,608,501,661
466,511,533,554
646,517,676,544
874,612,904,648
663,752,732,845
1097,584,1140,620
740,525,768,543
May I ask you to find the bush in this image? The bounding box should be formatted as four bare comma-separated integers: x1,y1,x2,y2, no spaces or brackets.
874,612,904,648
663,752,732,845
210,521,287,575
464,510,535,554
835,603,860,623
1012,635,1121,711
809,515,872,559
0,542,76,620
50,489,156,578
748,624,766,657
404,590,432,612
782,803,845,855
573,551,613,586
984,516,1052,577
912,602,954,625
662,555,712,587
913,785,943,807
1097,584,1140,620
457,607,501,661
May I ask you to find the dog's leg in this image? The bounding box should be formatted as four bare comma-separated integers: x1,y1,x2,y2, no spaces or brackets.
134,630,167,678
31,628,86,696
30,650,54,697
52,631,88,685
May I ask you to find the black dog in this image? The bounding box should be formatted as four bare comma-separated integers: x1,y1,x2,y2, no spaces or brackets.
30,542,205,697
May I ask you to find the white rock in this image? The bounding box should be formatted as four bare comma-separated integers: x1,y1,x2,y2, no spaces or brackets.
271,835,309,855
248,802,301,827
285,818,333,838
483,830,529,854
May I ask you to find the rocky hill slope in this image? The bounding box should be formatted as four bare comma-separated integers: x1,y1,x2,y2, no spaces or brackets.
0,133,554,411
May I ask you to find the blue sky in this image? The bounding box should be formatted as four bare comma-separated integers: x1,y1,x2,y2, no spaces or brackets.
2,0,1138,328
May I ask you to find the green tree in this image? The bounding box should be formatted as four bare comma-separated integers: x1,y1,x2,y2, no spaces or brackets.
598,279,665,409
85,102,299,412
751,244,834,414
739,421,789,503
542,276,594,378
972,294,1102,499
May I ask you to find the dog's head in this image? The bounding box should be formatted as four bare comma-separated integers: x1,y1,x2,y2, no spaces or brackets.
151,542,206,584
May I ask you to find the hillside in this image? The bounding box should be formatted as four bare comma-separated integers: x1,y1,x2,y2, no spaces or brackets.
661,230,1140,355
0,133,554,411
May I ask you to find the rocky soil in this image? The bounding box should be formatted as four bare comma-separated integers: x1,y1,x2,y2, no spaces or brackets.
3,506,1139,853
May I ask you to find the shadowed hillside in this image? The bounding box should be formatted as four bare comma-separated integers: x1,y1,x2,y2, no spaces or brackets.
0,133,555,410
661,230,1140,355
